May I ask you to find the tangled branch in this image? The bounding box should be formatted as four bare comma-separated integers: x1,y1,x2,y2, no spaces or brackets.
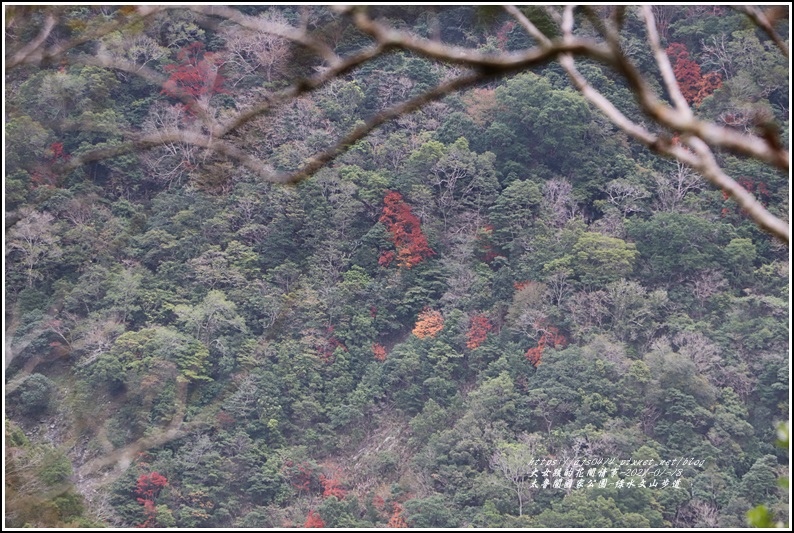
5,5,789,242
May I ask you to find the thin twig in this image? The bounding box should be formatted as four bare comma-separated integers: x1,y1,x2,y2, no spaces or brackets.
215,42,387,138
560,55,657,147
554,5,788,243
6,13,57,68
686,137,789,240
642,5,691,116
281,71,483,184
351,7,614,68
592,8,788,171
6,6,164,70
184,5,337,63
8,4,790,242
503,5,551,47
734,5,789,57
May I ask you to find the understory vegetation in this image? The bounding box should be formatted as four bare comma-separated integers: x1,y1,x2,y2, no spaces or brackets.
5,5,789,528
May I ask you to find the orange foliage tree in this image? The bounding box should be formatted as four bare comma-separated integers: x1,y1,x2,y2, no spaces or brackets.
412,308,444,339
475,225,499,263
461,87,497,126
379,191,434,269
162,42,226,102
387,503,409,528
513,280,533,291
524,325,567,367
320,474,347,499
466,314,493,350
696,71,722,105
372,343,387,361
304,510,325,528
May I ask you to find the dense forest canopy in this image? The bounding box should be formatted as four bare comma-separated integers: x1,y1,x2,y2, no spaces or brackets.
4,5,790,529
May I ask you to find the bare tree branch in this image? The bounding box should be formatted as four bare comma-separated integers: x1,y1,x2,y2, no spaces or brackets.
214,42,387,138
560,54,658,147
686,137,790,240
641,5,692,115
184,5,338,63
7,5,789,243
62,129,272,180
551,6,789,242
502,5,551,47
62,70,484,186
282,71,483,184
733,5,790,57
350,7,615,68
5,13,56,68
590,6,788,172
5,6,164,70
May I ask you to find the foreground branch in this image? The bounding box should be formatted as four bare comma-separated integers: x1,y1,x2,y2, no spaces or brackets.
539,6,789,243
7,5,789,243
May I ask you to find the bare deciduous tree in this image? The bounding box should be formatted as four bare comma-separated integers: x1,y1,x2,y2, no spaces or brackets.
489,434,544,517
6,209,62,288
651,161,703,213
674,331,723,381
690,268,728,310
222,11,291,85
604,178,651,216
543,178,580,228
700,34,734,80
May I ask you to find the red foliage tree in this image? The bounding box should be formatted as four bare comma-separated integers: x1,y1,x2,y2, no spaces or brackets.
466,314,493,350
320,474,347,499
666,42,722,106
215,410,236,429
31,142,71,188
379,191,434,268
666,43,701,104
315,325,347,363
496,21,516,51
476,225,499,263
524,325,567,367
135,472,168,528
136,472,168,504
304,510,325,528
283,460,322,495
371,495,386,511
49,142,70,162
162,42,226,104
373,343,387,361
721,176,770,218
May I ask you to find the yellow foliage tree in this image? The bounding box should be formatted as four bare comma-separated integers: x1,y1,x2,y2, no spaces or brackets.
387,503,408,528
412,309,444,339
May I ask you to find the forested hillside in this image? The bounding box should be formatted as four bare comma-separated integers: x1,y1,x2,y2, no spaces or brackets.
4,5,789,528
